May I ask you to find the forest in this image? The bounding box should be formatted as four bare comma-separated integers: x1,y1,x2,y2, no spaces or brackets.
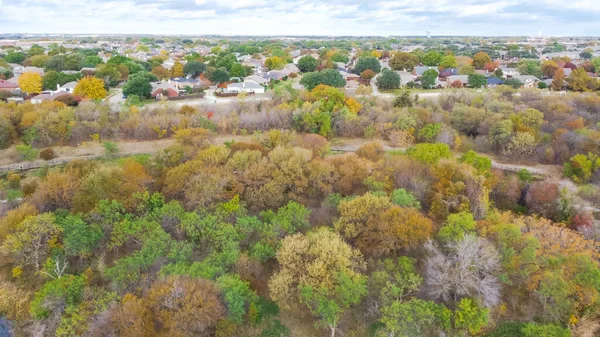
0,83,600,337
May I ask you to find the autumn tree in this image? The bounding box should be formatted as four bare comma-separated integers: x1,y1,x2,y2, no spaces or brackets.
568,67,595,92
541,60,559,78
269,228,365,308
145,276,226,336
171,61,185,77
1,213,62,272
551,67,565,91
74,76,107,99
18,71,43,94
357,206,434,257
265,56,285,70
151,65,171,79
389,52,419,71
472,52,492,69
439,53,458,69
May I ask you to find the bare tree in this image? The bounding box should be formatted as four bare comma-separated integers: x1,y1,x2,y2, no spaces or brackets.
424,235,501,308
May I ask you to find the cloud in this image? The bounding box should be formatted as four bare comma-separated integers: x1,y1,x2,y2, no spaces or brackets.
0,0,598,36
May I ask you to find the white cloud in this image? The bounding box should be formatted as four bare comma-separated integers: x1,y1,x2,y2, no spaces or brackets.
223,0,266,9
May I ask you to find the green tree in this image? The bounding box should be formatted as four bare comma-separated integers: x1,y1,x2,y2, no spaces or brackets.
468,73,487,88
56,212,103,258
504,78,523,89
230,63,247,77
376,69,401,90
298,55,318,73
439,54,458,69
209,68,230,83
437,211,476,243
390,188,421,209
299,69,346,90
183,61,206,77
421,69,438,89
379,299,449,337
123,71,158,98
353,56,381,74
453,297,489,336
406,143,452,164
422,51,443,66
300,272,367,337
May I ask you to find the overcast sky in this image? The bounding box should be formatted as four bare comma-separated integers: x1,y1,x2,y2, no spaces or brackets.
0,0,598,36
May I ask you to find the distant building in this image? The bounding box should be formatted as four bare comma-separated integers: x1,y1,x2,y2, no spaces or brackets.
226,81,265,94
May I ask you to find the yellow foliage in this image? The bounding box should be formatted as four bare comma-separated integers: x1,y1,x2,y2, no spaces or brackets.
345,97,363,114
18,72,42,94
171,61,184,77
74,76,107,99
20,110,40,128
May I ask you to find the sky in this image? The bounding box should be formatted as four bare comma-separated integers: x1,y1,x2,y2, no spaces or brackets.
0,0,598,36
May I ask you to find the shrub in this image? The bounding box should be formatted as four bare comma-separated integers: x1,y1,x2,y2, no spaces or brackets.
39,148,56,161
102,141,119,155
16,144,39,161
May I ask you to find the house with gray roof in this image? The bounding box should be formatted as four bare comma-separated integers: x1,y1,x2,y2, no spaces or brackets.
226,81,265,94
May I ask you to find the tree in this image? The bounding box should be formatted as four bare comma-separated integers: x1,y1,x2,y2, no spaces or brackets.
18,71,42,94
300,272,367,337
146,276,226,336
468,74,487,88
171,61,184,77
1,213,62,272
389,52,419,71
453,297,490,335
265,56,285,70
123,71,157,98
360,69,376,80
209,68,230,83
29,54,49,68
439,54,458,69
269,228,365,309
376,69,401,90
421,68,438,89
424,235,501,308
357,206,434,257
230,63,247,77
541,60,559,78
580,50,593,59
458,65,476,75
5,51,25,64
298,55,318,73
44,54,67,71
568,67,595,92
422,51,443,66
183,60,206,77
503,78,523,89
74,76,107,99
472,52,492,69
299,69,345,90
406,143,452,164
551,68,565,91
353,56,381,74
379,299,448,337
517,60,543,78
151,65,171,79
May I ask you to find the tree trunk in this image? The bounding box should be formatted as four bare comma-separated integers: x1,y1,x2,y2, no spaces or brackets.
330,325,336,337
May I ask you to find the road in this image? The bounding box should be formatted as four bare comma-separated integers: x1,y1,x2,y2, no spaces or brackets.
107,87,273,109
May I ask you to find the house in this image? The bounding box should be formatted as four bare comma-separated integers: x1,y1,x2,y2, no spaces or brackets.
151,82,180,98
439,68,458,80
414,66,439,76
500,67,520,78
487,77,504,87
244,74,269,85
168,77,206,90
395,71,415,86
446,75,469,87
226,81,265,94
0,79,19,92
345,72,360,81
283,63,300,74
30,91,69,104
512,75,540,88
12,66,44,78
57,81,77,93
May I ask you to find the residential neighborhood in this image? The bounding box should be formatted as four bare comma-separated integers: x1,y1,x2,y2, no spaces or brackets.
1,35,599,107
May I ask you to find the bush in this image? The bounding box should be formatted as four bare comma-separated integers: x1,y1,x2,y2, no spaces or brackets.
15,144,39,161
103,141,119,155
39,148,56,161
390,188,421,209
